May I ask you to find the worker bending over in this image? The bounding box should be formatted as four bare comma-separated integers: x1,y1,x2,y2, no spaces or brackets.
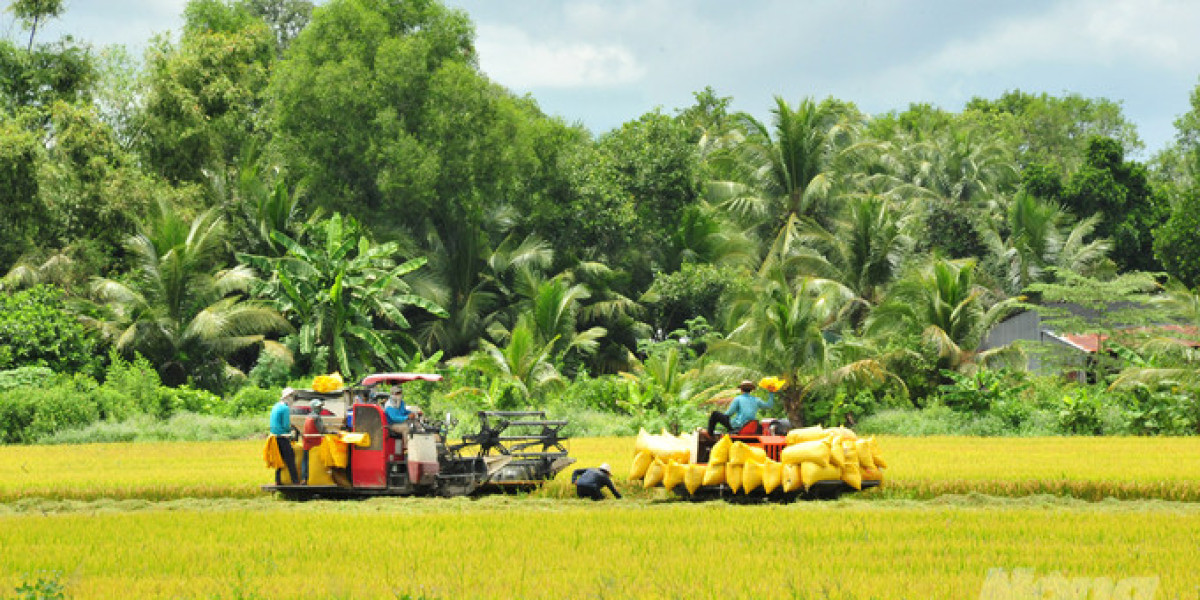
572,463,622,500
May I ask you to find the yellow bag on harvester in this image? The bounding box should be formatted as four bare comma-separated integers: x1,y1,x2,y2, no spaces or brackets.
785,426,827,444
685,463,706,494
726,463,744,493
855,439,876,470
635,428,691,463
828,435,846,467
663,460,688,490
826,426,858,441
702,462,726,487
630,450,653,480
800,461,843,489
781,439,831,466
762,459,783,494
861,466,884,483
643,459,666,488
782,463,803,493
729,441,766,465
709,435,732,464
869,437,888,469
742,459,764,493
841,462,863,490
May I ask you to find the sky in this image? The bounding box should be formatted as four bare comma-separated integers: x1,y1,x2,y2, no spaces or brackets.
9,0,1200,157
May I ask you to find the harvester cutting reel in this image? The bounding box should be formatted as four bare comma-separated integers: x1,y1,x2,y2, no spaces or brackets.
449,411,575,486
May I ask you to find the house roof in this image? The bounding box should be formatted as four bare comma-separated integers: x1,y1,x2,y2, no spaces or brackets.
1046,325,1199,354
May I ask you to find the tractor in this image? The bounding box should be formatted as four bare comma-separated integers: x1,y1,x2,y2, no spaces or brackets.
262,373,575,500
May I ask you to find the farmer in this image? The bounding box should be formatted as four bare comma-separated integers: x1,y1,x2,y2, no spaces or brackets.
269,387,300,485
706,380,774,435
572,463,622,500
299,399,328,485
384,385,412,436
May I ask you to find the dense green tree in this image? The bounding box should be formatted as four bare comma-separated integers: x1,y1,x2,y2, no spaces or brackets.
239,0,313,54
81,201,290,390
0,38,93,115
1058,137,1167,272
0,117,43,268
139,0,274,183
1154,188,1200,288
964,90,1141,173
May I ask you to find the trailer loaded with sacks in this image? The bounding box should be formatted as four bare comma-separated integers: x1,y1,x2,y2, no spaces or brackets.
630,424,886,501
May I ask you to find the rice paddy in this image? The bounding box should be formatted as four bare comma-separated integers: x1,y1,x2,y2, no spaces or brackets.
3,436,1200,598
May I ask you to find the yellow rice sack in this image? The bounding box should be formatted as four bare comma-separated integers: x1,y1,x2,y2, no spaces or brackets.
855,439,876,470
742,459,764,493
780,439,830,466
762,459,783,494
643,459,665,488
842,462,863,490
869,437,888,469
800,461,843,489
782,463,803,493
861,466,884,483
829,435,846,467
841,439,858,465
709,435,732,464
702,462,726,486
663,460,687,490
635,428,652,454
826,426,858,441
726,463,743,493
785,426,826,444
630,450,653,480
729,441,750,465
684,463,706,494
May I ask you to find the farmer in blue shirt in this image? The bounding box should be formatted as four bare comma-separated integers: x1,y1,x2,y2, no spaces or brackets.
706,380,774,435
270,387,300,485
384,385,412,435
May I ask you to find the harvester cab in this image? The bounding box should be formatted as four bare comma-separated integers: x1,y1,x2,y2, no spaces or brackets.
262,373,575,500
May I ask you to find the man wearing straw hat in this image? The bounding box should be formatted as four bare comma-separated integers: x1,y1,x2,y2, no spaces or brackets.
571,463,622,500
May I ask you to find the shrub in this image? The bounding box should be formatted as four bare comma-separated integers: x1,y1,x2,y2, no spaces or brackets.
0,284,104,377
216,386,279,417
0,366,56,392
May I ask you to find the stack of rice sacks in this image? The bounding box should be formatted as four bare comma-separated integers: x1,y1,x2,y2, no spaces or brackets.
629,426,887,495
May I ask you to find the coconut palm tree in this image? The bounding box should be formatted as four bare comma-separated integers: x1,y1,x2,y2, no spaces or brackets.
82,201,290,390
982,192,1112,295
867,258,1022,372
790,195,914,329
708,96,867,272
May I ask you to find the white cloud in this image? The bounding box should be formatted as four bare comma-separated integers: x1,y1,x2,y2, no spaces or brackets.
475,24,646,89
920,0,1200,75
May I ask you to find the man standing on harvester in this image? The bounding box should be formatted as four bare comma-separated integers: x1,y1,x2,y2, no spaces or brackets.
706,380,774,435
572,463,622,500
269,387,300,485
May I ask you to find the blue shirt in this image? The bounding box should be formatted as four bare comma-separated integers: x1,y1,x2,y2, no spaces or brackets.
384,401,410,425
725,392,774,429
269,400,291,435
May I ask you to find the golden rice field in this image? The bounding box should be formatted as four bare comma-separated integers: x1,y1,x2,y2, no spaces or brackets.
5,436,1200,502
4,436,1200,598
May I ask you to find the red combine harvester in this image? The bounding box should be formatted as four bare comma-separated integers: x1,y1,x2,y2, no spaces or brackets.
262,373,575,500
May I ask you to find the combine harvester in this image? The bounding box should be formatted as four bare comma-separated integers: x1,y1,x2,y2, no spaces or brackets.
630,422,887,502
262,373,575,500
